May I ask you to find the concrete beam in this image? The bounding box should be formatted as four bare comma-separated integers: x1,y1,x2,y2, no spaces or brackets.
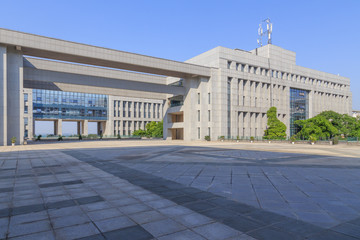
23,81,168,100
24,68,185,96
0,28,211,78
24,57,168,85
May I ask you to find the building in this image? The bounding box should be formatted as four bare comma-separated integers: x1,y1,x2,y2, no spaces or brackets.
0,28,352,145
353,110,360,119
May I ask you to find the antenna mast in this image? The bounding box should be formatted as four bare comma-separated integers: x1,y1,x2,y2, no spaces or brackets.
257,18,272,47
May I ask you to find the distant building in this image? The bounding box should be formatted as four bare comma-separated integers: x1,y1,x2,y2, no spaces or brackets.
353,110,360,119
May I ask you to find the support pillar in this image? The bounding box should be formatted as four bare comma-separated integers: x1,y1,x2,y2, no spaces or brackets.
77,121,81,135
56,119,62,136
6,48,23,145
0,46,7,146
82,120,88,136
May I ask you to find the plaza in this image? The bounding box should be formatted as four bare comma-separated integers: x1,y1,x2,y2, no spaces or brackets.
1,141,360,239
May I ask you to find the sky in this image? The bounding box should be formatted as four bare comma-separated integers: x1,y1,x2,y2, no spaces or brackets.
1,0,358,134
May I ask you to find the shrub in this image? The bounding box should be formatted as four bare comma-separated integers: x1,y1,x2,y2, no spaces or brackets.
11,137,16,143
36,135,42,141
78,135,82,140
250,136,255,141
332,136,339,145
57,135,63,141
117,133,121,139
219,136,225,141
204,135,210,141
290,136,296,142
236,136,240,140
309,135,317,143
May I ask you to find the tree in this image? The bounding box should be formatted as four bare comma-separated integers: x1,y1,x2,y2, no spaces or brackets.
295,111,360,139
295,115,337,140
264,107,287,139
133,121,163,138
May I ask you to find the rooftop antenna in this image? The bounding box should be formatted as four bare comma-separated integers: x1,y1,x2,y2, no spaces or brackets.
257,18,272,47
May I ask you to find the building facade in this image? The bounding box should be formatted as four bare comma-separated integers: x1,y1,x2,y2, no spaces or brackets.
0,28,352,145
164,45,352,140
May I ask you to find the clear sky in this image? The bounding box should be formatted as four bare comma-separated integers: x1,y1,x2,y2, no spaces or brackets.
1,0,358,133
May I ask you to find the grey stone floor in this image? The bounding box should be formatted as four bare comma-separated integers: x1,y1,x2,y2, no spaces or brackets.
1,143,360,239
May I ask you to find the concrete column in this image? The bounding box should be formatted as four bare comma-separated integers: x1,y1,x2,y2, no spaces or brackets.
77,122,81,135
7,48,24,145
56,119,62,136
82,120,88,136
0,46,7,146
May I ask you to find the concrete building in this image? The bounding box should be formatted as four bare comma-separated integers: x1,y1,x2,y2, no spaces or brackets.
0,28,352,145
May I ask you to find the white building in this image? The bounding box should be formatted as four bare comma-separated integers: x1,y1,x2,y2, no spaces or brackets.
0,28,352,145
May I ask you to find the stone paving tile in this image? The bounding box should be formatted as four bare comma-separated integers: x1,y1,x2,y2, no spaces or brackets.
8,219,52,238
102,225,154,240
94,215,136,232
9,230,56,240
157,229,206,240
129,210,167,224
118,203,152,215
173,212,214,228
54,222,100,239
193,222,241,240
141,218,186,237
51,214,90,229
87,208,123,221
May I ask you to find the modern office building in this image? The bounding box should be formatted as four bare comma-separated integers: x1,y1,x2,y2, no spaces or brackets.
0,28,352,145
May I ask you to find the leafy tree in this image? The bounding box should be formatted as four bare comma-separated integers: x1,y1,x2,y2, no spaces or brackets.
133,121,163,138
264,107,287,139
295,111,360,139
133,129,147,137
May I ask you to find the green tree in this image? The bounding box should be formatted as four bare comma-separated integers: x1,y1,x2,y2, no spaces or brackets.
133,129,147,137
145,120,163,138
264,107,286,140
295,115,338,140
295,111,360,139
134,121,163,138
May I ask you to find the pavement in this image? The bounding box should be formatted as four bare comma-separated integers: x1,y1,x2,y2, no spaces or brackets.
0,140,360,239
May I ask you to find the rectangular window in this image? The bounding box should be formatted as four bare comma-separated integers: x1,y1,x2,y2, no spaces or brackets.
227,61,231,69
208,93,210,104
198,93,200,104
208,127,210,137
24,106,28,114
198,110,200,122
208,110,211,121
24,93,28,103
198,127,200,139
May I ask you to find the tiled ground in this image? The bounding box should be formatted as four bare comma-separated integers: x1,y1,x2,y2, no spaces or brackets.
0,142,360,239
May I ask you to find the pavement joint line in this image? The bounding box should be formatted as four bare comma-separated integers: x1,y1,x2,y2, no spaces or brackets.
0,195,105,217
62,149,355,239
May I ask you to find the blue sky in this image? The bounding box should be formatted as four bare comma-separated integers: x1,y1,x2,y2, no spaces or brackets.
1,0,358,134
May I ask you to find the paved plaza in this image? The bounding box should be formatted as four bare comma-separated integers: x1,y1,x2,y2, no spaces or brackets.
0,141,360,239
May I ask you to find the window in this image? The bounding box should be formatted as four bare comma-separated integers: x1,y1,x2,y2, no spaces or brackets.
208,93,211,104
24,93,28,103
236,63,239,71
198,127,200,139
198,93,200,104
24,106,28,114
227,61,231,69
198,110,200,122
208,127,211,137
208,110,211,121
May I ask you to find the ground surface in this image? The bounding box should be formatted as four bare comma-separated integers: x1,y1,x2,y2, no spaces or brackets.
0,140,360,240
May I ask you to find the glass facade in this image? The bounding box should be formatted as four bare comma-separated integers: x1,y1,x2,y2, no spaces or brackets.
32,89,108,120
290,88,309,136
